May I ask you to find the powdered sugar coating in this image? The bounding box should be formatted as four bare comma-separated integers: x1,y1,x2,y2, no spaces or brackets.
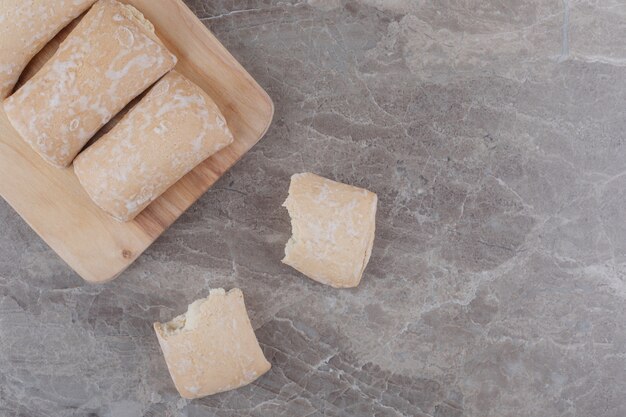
0,0,96,98
3,0,177,167
74,71,234,222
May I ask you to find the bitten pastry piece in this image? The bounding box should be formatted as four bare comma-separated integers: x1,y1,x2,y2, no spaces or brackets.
74,71,234,221
154,289,271,399
3,0,177,167
0,0,97,98
283,173,378,288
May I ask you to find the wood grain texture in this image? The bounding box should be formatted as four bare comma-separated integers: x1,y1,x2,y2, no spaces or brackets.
0,0,274,283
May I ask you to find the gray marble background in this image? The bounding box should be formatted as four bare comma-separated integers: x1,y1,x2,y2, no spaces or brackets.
1,0,626,416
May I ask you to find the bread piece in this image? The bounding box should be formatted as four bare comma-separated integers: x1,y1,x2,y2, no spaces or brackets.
153,288,271,399
3,0,177,167
282,173,377,288
0,0,97,98
73,71,234,222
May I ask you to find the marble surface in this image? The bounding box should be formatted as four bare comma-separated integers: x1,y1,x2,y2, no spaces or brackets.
1,0,626,416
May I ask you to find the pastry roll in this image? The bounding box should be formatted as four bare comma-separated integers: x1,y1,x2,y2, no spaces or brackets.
154,288,271,399
74,71,234,221
0,0,97,98
3,0,177,167
282,173,378,288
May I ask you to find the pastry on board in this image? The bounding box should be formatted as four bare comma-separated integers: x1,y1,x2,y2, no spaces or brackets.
3,0,177,167
0,0,97,98
73,71,234,222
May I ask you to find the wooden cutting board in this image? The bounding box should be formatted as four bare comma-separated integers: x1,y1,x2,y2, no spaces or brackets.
0,0,274,283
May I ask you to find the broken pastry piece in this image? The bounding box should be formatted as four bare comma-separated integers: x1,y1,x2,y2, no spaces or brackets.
73,71,234,222
3,0,177,167
282,173,377,288
0,0,97,98
153,289,271,399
